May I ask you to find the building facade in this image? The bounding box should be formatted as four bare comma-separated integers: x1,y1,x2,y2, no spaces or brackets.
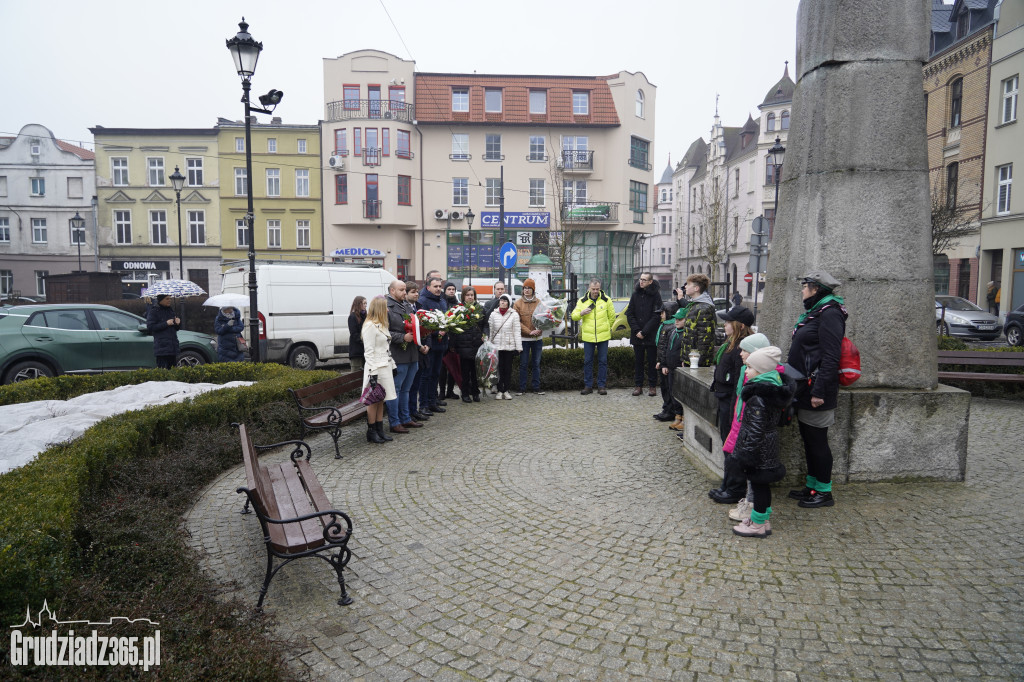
321,50,656,295
643,158,675,290
0,124,96,298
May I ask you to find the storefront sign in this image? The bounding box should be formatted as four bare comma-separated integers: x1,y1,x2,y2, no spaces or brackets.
331,247,384,257
111,260,171,271
479,212,550,228
447,244,495,269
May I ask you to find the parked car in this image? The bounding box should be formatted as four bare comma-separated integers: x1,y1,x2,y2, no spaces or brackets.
0,304,217,384
1003,303,1024,347
611,298,631,333
935,296,1001,341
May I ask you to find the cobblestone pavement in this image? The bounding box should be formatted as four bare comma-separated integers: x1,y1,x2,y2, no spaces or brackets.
184,393,1024,681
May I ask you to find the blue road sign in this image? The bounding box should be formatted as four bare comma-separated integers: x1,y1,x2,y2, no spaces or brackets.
498,242,518,268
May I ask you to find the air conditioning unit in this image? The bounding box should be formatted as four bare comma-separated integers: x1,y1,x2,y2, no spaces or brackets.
434,209,449,220
450,210,463,220
328,155,345,170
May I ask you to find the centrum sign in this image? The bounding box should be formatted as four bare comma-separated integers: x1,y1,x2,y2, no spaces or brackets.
479,212,550,228
331,248,384,257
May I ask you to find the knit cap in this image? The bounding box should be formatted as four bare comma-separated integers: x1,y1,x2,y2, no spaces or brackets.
746,346,782,375
739,332,770,353
523,278,536,291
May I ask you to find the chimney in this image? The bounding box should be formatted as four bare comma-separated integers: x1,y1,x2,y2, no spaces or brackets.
271,117,282,124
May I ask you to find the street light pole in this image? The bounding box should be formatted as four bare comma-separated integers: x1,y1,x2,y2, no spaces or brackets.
465,208,476,288
70,212,85,273
761,135,786,318
169,166,185,279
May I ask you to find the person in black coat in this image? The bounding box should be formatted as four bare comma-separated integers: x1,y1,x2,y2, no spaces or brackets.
786,270,847,509
626,273,662,395
347,296,367,371
708,306,755,504
438,281,460,399
731,346,797,538
451,287,485,403
146,295,180,369
214,306,246,362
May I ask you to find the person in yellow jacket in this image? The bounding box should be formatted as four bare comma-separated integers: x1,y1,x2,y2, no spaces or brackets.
571,278,617,395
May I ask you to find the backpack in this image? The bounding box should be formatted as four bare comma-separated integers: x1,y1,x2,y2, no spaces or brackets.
838,337,861,386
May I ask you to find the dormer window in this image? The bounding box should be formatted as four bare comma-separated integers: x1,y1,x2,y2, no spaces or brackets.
30,140,41,156
956,10,969,39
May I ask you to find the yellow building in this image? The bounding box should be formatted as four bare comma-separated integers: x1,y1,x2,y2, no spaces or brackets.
216,118,321,271
89,126,221,293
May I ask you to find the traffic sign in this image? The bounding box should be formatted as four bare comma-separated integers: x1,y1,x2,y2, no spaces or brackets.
744,273,754,283
498,242,518,269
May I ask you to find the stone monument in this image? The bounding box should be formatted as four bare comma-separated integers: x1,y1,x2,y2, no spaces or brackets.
758,0,970,482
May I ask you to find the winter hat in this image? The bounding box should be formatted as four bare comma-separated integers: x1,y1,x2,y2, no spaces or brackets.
156,294,170,303
673,306,689,320
523,278,536,291
739,332,770,353
720,305,755,327
800,270,841,291
746,346,782,375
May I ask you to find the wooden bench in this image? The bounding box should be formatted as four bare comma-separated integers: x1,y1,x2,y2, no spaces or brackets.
937,350,1024,383
234,423,354,610
288,371,367,459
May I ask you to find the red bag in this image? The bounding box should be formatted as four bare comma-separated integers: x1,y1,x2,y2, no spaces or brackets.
838,337,861,386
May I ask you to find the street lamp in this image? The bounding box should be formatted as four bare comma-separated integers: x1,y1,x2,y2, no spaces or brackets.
767,136,785,240
70,212,85,272
226,18,283,362
169,166,185,279
465,208,476,287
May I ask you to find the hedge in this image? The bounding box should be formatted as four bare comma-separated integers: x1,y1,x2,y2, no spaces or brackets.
0,363,338,626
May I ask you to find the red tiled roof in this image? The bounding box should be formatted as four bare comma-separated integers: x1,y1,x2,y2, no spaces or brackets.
56,139,95,160
414,73,620,126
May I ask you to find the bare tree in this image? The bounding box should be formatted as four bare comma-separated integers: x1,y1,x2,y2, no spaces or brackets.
691,171,735,275
930,176,979,257
544,140,590,279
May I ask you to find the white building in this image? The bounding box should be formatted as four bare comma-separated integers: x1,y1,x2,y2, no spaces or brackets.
641,158,676,290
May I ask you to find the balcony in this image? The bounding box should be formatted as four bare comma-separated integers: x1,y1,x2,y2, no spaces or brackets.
628,156,652,171
559,149,594,172
561,201,619,223
363,200,382,220
363,147,380,167
326,99,415,123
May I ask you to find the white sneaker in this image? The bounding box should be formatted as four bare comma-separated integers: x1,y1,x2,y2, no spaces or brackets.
728,498,752,522
503,391,513,400
495,392,503,400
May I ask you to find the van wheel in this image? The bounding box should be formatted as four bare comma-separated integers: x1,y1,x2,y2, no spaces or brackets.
289,346,317,370
4,360,54,384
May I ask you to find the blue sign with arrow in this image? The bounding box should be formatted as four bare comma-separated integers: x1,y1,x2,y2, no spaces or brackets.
498,242,518,269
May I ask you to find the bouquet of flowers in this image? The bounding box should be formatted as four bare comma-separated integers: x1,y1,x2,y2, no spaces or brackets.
412,309,447,335
532,295,568,334
401,314,421,349
443,303,484,335
476,339,498,384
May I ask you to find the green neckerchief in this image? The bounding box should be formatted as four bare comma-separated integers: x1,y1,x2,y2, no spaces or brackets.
733,369,783,420
655,319,674,345
794,293,845,330
714,341,729,365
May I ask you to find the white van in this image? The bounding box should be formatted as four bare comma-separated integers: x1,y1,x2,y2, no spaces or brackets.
221,262,395,368
463,278,523,303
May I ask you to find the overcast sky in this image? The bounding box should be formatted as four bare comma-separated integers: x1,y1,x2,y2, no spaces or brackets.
2,0,800,170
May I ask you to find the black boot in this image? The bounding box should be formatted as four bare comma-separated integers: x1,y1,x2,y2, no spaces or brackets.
367,420,385,444
375,422,393,442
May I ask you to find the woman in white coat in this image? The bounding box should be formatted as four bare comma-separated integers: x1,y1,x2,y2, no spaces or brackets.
362,296,398,444
487,295,522,400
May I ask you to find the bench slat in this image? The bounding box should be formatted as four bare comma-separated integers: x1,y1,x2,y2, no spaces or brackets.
265,464,315,552
295,459,333,513
276,461,326,549
938,371,1024,382
938,357,1024,367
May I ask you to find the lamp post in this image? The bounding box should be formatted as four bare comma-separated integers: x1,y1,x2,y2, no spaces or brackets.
465,207,475,287
70,212,85,272
227,18,283,362
169,166,185,279
767,136,785,242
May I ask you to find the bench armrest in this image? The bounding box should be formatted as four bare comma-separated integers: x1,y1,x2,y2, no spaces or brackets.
236,486,353,542
295,403,344,426
253,439,313,462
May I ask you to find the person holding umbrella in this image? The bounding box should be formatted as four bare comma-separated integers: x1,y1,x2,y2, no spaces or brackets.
147,295,181,369
214,307,246,362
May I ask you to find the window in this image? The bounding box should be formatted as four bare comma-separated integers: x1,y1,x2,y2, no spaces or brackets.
452,87,469,112
635,89,645,118
267,138,277,153
660,248,667,265
563,180,587,204
956,10,969,39
946,162,959,209
187,158,203,186
629,181,648,223
485,89,502,113
529,90,547,114
529,136,546,161
296,169,309,197
334,129,347,156
485,178,501,206
398,175,412,205
30,178,45,196
1002,75,1019,124
335,175,348,204
35,271,48,297
30,140,41,156
573,91,589,115
112,158,128,186
67,177,83,198
235,137,245,152
146,158,164,186
781,110,790,130
236,219,248,247
765,208,776,240
0,270,11,295
266,169,280,197
950,78,963,127
115,211,131,244
453,178,468,206
0,217,8,242
997,164,1013,215
235,168,247,196
365,174,380,218
267,220,281,249
150,210,167,245
188,210,205,244
0,176,6,196
766,158,781,185
629,137,650,169
529,179,545,207
389,86,406,111
396,130,411,159
452,133,469,160
382,128,390,156
766,112,776,132
484,134,502,161
296,220,310,249
344,85,360,110
734,168,740,198
31,218,47,244
297,139,307,154
93,309,143,331
354,127,362,156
